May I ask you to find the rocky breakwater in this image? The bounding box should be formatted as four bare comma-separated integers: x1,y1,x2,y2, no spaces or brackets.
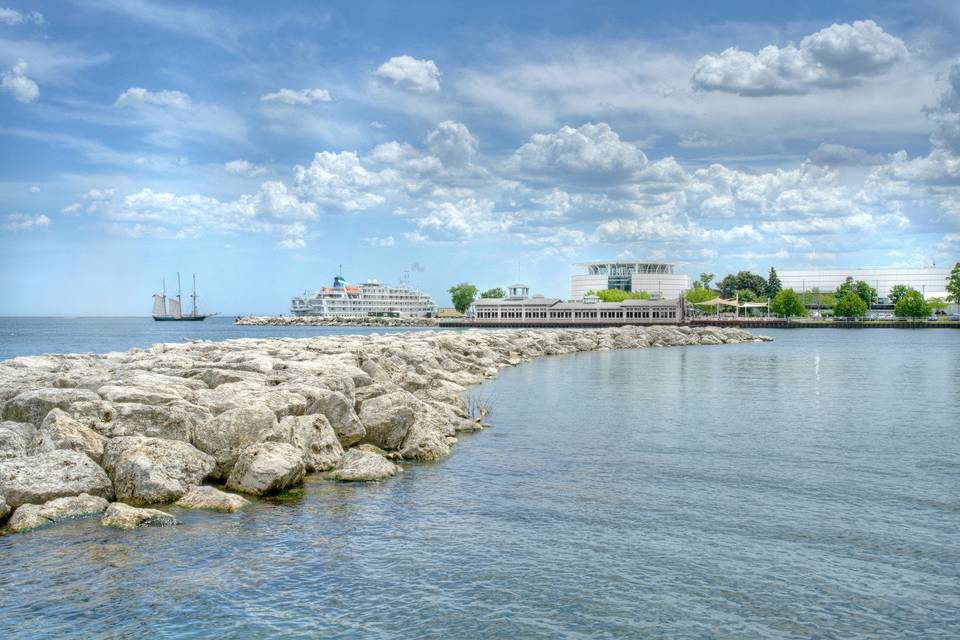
235,315,438,327
0,326,769,534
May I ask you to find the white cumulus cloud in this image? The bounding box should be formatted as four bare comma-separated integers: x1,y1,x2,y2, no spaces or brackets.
692,20,908,96
3,213,50,231
509,122,647,181
115,87,192,109
1,59,39,102
276,237,306,250
375,55,441,92
224,159,268,177
426,121,478,166
260,88,331,105
0,8,43,25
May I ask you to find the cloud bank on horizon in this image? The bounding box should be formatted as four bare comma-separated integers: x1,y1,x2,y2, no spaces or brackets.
0,1,958,314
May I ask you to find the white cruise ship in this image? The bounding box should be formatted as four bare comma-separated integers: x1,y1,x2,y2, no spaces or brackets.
290,274,437,318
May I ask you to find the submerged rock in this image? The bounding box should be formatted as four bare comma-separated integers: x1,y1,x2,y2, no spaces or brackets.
100,502,179,529
0,450,113,508
175,485,249,512
7,493,109,533
225,442,305,496
101,436,215,505
330,449,400,482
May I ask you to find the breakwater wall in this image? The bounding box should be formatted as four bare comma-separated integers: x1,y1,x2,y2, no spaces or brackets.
0,326,768,533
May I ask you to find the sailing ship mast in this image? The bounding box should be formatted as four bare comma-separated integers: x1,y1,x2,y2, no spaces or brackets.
191,273,198,317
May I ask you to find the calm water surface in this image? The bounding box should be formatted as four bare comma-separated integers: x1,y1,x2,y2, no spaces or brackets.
0,327,958,638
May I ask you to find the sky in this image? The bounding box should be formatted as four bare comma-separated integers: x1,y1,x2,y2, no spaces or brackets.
1,0,958,315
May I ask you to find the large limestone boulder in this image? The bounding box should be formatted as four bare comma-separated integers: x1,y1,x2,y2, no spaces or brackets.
102,436,215,505
307,390,365,447
175,485,249,512
330,449,400,482
0,421,38,459
359,391,418,450
191,404,280,478
399,416,453,462
0,494,9,522
97,384,183,406
225,442,304,496
0,450,113,508
39,408,106,463
259,390,308,419
280,414,343,472
6,493,109,533
98,402,208,443
100,502,179,529
1,388,101,426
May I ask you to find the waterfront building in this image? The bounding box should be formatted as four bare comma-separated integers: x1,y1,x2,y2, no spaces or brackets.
777,266,951,301
473,283,683,325
291,273,436,317
571,261,689,300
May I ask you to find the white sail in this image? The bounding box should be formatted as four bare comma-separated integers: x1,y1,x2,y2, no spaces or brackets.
152,294,166,316
169,298,182,318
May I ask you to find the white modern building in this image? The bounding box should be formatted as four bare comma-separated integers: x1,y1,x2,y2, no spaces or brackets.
777,266,951,301
571,261,689,300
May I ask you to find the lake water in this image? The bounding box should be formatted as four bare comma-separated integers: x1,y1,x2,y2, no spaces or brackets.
1,326,958,638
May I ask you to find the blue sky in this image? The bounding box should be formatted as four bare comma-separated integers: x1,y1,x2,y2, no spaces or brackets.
1,0,958,314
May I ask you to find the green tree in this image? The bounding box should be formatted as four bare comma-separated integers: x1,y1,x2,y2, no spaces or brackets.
947,262,960,306
928,297,948,314
589,289,650,302
837,277,877,306
834,291,868,318
736,289,758,303
448,283,478,313
766,267,782,298
888,284,910,305
686,287,716,304
480,287,505,299
894,289,931,318
699,272,714,290
770,289,806,317
718,271,766,299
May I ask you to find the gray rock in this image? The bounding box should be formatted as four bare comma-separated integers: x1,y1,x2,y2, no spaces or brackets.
330,449,400,482
225,442,305,496
0,495,9,522
359,391,418,450
0,421,38,459
399,416,452,462
39,408,106,463
97,384,183,406
0,450,113,508
191,404,280,479
307,390,365,447
7,493,109,533
101,436,215,505
175,485,249,512
1,388,101,426
100,401,209,443
281,414,344,472
100,502,179,529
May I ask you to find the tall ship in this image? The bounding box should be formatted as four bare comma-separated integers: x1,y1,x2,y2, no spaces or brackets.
152,273,215,321
291,272,436,318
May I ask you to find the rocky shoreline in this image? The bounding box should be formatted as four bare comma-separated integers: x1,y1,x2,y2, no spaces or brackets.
235,315,438,327
0,326,769,534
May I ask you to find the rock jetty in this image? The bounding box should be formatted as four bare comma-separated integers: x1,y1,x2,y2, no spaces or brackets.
0,326,769,533
235,315,438,327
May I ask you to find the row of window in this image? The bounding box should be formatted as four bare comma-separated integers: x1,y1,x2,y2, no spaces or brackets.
474,308,678,319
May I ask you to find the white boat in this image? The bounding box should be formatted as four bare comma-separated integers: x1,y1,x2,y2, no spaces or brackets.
291,273,436,318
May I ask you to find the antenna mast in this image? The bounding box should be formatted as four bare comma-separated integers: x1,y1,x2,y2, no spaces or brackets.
177,272,182,310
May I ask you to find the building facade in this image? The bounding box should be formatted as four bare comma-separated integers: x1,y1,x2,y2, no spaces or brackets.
777,266,951,301
571,261,689,300
472,284,684,325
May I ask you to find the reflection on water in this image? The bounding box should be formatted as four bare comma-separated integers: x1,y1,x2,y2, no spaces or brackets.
1,329,959,639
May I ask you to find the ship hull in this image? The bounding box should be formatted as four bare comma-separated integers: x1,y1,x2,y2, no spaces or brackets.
153,315,208,321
